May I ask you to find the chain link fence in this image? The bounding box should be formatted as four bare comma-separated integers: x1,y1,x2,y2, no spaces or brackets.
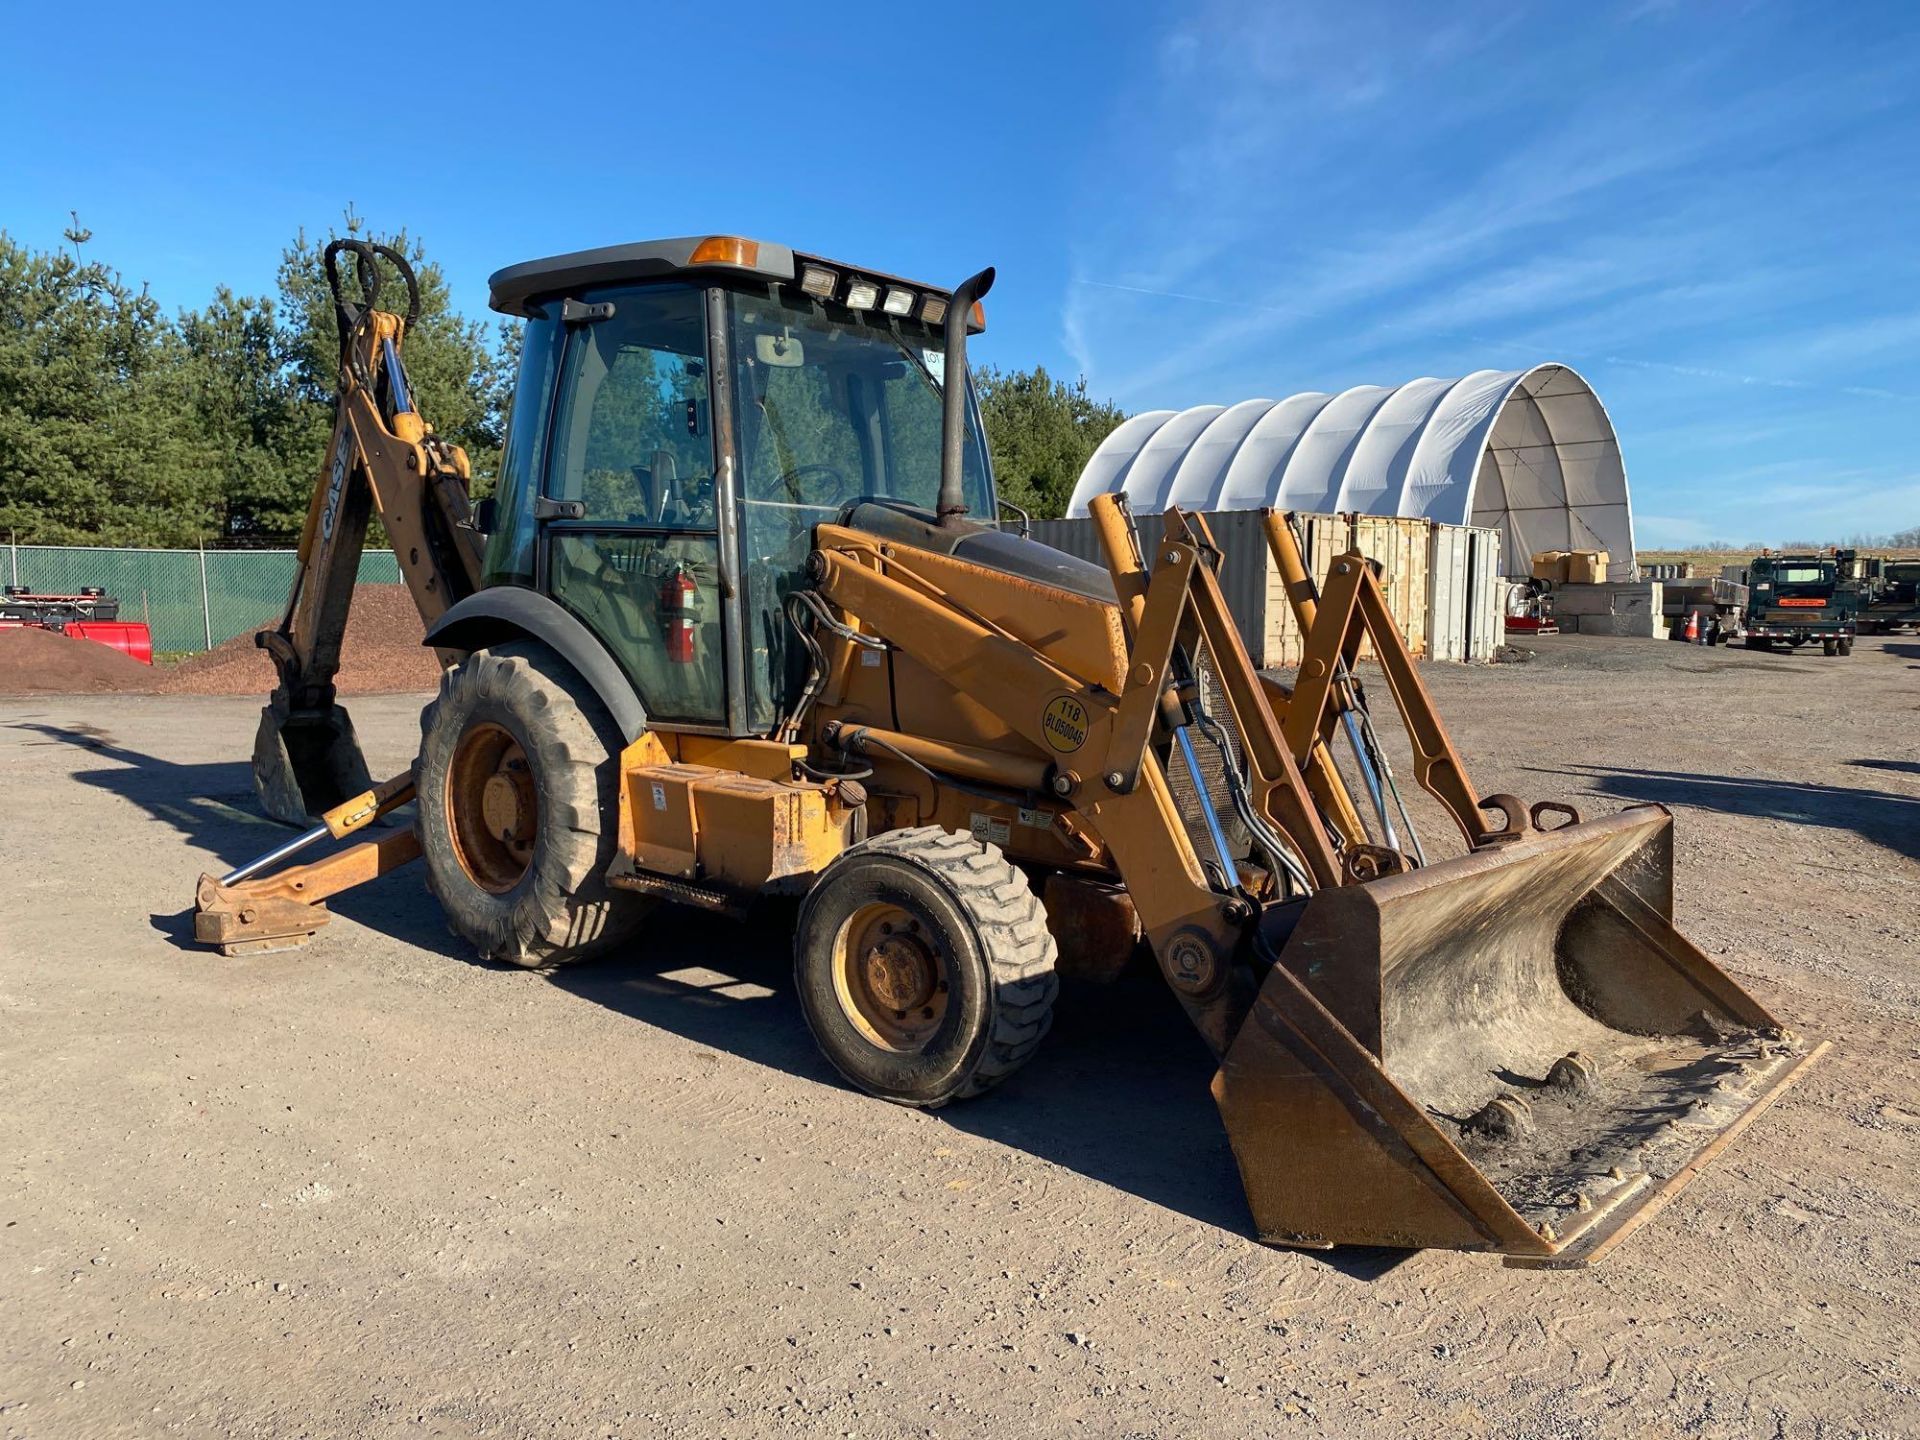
5,543,402,654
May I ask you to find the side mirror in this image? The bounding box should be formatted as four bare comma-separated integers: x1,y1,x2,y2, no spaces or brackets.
473,497,498,535
997,497,1032,539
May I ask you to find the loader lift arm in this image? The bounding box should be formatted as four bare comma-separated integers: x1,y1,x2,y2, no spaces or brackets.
811,495,1824,1264
253,239,486,825
1262,508,1530,853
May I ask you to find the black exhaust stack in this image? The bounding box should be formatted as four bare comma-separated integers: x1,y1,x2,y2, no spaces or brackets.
937,267,995,526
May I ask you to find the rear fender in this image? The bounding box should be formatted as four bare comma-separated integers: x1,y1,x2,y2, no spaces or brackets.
423,587,646,742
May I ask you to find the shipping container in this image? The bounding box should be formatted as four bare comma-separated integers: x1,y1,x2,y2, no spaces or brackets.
1261,512,1346,669
1348,515,1431,660
1428,525,1470,662
1022,508,1492,668
1464,525,1503,661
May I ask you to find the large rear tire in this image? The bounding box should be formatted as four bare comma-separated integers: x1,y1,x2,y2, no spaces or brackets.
794,827,1057,1107
417,639,640,969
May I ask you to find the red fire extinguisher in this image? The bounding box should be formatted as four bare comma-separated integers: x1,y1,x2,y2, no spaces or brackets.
660,563,698,664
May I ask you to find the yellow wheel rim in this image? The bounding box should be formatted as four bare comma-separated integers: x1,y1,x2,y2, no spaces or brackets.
446,721,537,894
830,902,950,1052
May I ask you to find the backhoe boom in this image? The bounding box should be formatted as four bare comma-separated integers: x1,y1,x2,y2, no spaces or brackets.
253,239,484,824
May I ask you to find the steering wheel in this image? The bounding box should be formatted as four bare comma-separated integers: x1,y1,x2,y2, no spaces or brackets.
778,463,856,508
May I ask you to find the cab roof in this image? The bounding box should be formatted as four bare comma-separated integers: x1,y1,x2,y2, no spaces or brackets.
488,235,980,330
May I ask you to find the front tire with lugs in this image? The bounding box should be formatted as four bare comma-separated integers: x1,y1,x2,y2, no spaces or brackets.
795,827,1058,1107
417,639,637,969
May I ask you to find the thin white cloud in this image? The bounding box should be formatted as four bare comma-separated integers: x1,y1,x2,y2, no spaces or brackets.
1059,5,1918,540
1067,7,1919,409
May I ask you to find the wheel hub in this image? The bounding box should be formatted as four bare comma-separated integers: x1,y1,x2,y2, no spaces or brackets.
833,903,950,1052
480,765,534,844
446,722,538,894
863,932,938,1013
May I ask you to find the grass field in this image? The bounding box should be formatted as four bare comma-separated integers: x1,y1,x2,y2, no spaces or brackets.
1639,546,1920,571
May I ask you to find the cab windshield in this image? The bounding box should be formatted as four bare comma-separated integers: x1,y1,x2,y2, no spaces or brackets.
726,284,993,733
727,288,991,521
1768,566,1831,586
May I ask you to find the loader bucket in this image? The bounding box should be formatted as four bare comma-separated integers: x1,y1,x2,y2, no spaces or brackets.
252,690,373,827
1214,806,1825,1266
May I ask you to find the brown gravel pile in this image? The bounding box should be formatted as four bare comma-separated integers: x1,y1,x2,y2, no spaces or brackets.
157,585,443,696
0,625,163,693
0,586,442,697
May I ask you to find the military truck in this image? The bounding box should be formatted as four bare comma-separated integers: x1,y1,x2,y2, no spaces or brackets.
1739,551,1857,655
1855,558,1920,634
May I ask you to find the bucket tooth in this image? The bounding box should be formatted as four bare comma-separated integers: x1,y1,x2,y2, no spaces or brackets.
1214,805,1825,1263
1465,1094,1534,1140
1547,1052,1600,1093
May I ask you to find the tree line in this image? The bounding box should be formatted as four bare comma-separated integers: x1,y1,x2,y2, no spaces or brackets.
0,220,1125,547
1651,530,1920,553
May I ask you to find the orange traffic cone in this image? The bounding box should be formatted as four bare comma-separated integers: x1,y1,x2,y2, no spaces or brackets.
1683,610,1699,643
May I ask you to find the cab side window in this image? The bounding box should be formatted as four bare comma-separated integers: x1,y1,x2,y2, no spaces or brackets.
548,286,715,530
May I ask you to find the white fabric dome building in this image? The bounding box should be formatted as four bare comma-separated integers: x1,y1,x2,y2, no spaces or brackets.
1065,364,1635,580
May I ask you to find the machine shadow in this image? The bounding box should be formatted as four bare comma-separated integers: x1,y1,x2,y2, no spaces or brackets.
555,905,1412,1277
1542,760,1920,861
7,720,464,958
18,717,1412,1275
1848,758,1920,778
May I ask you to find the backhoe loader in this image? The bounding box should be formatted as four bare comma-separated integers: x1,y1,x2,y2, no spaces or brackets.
194,235,1823,1264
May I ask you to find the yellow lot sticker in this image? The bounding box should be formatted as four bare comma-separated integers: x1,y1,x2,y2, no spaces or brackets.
1041,694,1090,753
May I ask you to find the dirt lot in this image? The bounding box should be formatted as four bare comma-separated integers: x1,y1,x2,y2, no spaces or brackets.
3,635,1916,1439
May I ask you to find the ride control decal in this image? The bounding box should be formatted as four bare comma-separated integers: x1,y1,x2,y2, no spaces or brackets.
1041,694,1090,754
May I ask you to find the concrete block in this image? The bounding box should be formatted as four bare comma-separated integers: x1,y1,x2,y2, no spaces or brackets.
1552,585,1613,616
1588,612,1659,638
1611,582,1661,615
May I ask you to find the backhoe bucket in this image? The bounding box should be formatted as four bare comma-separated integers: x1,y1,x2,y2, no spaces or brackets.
1215,806,1824,1266
252,690,373,827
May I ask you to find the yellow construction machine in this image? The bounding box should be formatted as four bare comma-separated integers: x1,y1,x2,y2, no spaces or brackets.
194,235,1824,1264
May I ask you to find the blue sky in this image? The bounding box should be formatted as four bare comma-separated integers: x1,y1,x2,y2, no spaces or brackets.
4,1,1916,546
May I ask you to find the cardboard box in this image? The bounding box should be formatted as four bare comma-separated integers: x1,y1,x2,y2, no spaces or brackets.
1566,549,1610,585
1531,550,1571,583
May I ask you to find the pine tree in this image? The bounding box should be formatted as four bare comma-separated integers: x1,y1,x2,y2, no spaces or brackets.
974,364,1126,519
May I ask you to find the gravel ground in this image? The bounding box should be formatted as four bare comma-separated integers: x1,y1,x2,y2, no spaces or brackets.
2,633,1916,1439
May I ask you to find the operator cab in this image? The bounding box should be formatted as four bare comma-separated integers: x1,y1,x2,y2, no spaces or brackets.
483,236,1109,741
482,236,1009,738
1749,554,1838,598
